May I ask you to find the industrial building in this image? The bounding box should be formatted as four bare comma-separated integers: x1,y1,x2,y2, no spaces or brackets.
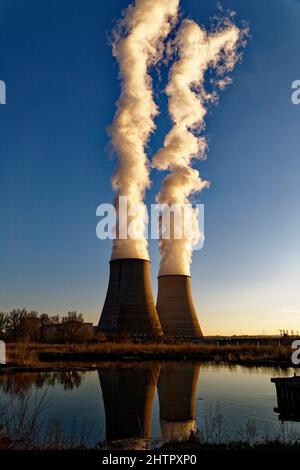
156,275,203,338
98,258,162,337
98,258,203,338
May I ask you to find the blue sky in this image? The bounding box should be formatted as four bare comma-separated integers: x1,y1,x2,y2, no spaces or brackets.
0,0,300,334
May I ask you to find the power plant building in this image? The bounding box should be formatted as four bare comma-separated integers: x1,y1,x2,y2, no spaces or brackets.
98,260,203,338
98,258,162,337
156,275,203,338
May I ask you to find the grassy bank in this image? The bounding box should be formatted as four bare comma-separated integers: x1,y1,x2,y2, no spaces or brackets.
3,341,296,368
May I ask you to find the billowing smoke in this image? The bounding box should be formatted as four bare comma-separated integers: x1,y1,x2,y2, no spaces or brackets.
153,19,242,275
110,0,179,260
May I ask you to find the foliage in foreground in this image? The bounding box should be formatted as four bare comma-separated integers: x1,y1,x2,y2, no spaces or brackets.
1,396,300,451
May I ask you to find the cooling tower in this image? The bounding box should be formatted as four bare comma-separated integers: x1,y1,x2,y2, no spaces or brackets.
98,363,159,448
98,258,162,337
156,275,203,338
158,363,200,442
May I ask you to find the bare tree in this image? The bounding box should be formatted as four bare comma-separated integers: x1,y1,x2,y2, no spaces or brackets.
0,312,8,336
61,311,84,342
6,309,27,341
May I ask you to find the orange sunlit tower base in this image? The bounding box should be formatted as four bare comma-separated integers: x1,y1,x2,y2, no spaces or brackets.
156,274,203,338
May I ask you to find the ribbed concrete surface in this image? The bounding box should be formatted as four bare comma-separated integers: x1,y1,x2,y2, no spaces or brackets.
156,275,203,338
98,258,162,336
98,364,159,442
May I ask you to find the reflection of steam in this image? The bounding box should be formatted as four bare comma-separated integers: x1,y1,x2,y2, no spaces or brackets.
158,363,200,441
98,363,159,449
153,19,241,276
110,0,179,261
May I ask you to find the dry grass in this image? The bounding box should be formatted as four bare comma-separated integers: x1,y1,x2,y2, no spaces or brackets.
4,341,293,368
1,397,299,450
0,392,90,450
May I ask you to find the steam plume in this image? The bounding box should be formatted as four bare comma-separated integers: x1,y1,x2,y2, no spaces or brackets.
110,0,179,260
153,19,241,275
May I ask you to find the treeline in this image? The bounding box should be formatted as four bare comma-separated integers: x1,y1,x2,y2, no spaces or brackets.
0,309,93,343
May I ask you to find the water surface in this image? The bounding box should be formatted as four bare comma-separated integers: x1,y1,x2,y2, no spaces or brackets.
0,362,299,447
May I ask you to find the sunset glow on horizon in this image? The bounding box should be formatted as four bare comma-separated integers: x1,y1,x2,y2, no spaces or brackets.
1,0,300,336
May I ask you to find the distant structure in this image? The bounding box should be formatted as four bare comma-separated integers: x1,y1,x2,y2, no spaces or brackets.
98,258,162,337
158,363,200,441
272,376,300,422
98,363,159,449
0,341,5,365
0,80,6,105
44,322,94,341
156,275,203,338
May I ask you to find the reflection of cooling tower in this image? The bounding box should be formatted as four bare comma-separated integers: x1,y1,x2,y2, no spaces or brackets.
98,364,159,447
158,363,200,442
98,259,162,336
156,275,203,338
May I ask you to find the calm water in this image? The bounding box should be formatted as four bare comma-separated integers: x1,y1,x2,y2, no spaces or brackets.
0,362,299,447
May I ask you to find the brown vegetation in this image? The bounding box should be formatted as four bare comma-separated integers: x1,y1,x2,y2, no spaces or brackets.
0,392,90,450
0,309,93,343
0,308,296,368
3,341,294,368
0,396,299,450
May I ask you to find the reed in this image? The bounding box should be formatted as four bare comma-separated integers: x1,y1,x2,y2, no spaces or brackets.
5,341,293,367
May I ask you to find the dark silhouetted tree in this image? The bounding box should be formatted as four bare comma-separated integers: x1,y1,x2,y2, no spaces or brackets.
61,311,84,342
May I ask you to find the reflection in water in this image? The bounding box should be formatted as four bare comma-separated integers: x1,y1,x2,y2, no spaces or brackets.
1,363,300,447
0,371,84,396
158,363,200,441
272,376,300,422
98,363,159,448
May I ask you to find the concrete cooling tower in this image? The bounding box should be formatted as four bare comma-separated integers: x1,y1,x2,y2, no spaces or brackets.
156,275,203,338
158,363,200,442
98,364,159,449
98,258,162,337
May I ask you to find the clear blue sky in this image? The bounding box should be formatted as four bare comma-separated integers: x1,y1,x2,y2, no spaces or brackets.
1,0,300,334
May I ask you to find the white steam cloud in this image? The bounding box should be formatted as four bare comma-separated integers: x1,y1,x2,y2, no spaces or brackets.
153,19,241,276
110,0,179,260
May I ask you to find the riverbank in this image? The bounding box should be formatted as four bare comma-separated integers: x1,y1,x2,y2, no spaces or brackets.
2,341,297,370
162,439,300,451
